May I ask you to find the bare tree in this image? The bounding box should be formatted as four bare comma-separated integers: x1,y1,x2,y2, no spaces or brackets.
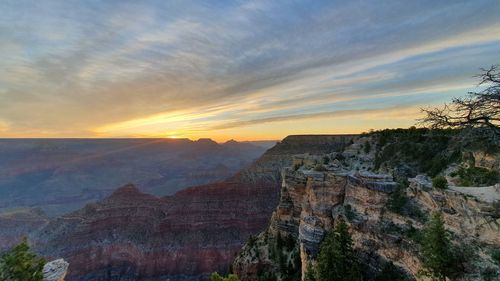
420,65,499,133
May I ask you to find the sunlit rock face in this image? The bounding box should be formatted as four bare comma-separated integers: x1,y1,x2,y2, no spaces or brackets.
30,135,355,281
234,141,500,281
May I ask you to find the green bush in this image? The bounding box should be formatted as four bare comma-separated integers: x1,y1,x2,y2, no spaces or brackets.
322,156,330,165
387,184,427,222
387,184,408,214
371,128,460,176
344,204,355,221
0,238,46,281
364,141,371,154
432,176,448,189
492,249,500,264
314,164,327,171
457,166,499,186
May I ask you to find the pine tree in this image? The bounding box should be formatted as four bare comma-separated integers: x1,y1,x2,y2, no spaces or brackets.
315,217,362,281
420,212,453,281
0,238,46,281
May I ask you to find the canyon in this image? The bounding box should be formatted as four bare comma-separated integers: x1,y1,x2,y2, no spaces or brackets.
0,138,271,217
25,135,354,280
2,132,498,280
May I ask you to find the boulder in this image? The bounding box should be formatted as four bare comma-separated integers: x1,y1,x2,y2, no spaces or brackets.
43,259,68,281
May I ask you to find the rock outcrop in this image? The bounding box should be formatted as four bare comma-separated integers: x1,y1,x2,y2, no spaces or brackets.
43,259,69,281
31,135,355,281
234,139,500,281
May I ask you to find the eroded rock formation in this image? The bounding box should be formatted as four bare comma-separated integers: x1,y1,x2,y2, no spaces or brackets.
233,138,500,281
30,135,355,281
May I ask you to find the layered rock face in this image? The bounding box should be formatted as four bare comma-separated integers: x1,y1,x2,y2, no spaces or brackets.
30,135,355,281
35,183,276,280
234,142,500,280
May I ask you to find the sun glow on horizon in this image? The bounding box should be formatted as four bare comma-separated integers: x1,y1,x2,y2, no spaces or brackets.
1,1,499,139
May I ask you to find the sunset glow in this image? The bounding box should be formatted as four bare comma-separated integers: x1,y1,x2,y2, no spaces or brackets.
1,1,499,141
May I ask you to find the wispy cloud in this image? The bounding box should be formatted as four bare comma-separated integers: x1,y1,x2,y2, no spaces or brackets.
0,0,499,139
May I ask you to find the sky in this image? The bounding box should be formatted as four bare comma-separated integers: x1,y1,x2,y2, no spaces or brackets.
1,0,499,141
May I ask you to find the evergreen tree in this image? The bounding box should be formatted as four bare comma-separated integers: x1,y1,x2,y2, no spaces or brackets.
420,212,453,281
0,238,46,281
315,218,362,281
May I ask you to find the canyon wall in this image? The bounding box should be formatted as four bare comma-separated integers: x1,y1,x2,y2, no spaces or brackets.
234,136,500,281
31,135,355,281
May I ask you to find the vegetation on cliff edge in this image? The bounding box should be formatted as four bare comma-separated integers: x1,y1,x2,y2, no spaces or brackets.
314,218,362,281
0,238,46,281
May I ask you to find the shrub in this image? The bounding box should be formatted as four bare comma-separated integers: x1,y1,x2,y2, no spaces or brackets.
314,164,327,171
322,156,330,164
344,204,355,221
457,166,499,186
492,249,500,264
386,183,427,223
432,176,448,189
370,128,460,175
364,141,371,154
0,238,46,281
387,184,408,214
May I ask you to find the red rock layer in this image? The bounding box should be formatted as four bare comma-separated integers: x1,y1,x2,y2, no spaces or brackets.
32,135,356,281
34,182,278,280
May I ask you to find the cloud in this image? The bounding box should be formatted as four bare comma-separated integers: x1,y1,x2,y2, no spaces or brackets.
0,0,499,139
0,120,9,133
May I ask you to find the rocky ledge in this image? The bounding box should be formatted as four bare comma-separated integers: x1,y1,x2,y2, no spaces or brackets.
43,259,69,281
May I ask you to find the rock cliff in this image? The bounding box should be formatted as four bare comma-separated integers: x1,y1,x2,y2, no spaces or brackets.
233,134,500,281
